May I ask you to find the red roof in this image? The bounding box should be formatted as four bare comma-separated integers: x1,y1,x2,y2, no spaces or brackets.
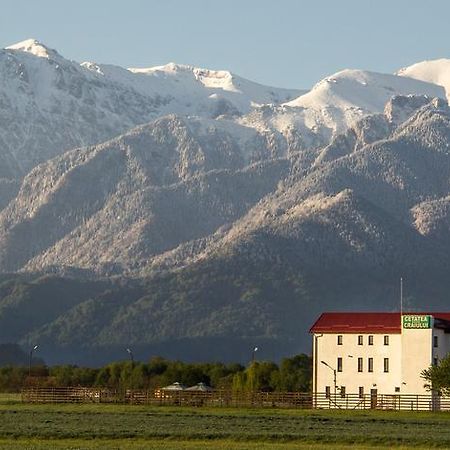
309,312,450,334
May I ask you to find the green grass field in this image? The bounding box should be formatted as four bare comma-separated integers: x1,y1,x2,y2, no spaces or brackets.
0,394,449,449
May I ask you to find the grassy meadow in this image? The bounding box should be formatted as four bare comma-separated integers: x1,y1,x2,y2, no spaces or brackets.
0,394,449,449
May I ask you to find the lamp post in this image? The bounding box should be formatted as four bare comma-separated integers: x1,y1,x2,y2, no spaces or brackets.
251,346,258,364
321,360,337,398
29,345,38,377
126,348,134,368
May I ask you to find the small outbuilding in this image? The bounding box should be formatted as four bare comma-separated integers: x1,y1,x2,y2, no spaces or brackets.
161,382,186,391
185,382,213,391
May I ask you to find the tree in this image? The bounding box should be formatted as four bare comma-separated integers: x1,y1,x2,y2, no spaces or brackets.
50,365,75,386
232,371,246,393
0,366,27,391
232,361,278,392
422,354,450,395
207,362,244,389
274,354,312,392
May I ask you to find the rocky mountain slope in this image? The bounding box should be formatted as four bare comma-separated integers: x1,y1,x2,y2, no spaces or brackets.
0,94,449,364
1,94,447,276
0,115,291,274
147,96,450,273
1,41,450,363
239,69,444,151
0,39,444,183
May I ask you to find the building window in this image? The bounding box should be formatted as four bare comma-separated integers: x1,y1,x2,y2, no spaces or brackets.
358,335,363,345
434,336,438,348
325,386,331,398
395,387,400,393
368,358,373,372
337,357,343,372
358,357,363,372
434,358,438,366
368,335,374,345
340,386,346,398
337,335,343,345
359,386,364,398
384,358,389,373
384,335,389,345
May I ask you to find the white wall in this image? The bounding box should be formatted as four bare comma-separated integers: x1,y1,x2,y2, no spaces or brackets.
312,320,450,395
313,332,402,395
401,327,432,394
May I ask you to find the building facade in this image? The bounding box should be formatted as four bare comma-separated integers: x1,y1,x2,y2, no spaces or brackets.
310,312,450,396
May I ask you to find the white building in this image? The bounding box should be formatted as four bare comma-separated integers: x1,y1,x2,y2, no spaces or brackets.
310,312,450,397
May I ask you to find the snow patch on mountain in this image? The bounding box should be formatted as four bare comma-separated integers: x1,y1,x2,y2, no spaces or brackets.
397,59,450,101
6,38,61,60
236,70,445,152
0,39,302,177
283,69,445,133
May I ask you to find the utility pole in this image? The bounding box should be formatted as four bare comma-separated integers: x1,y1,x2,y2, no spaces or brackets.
400,277,403,317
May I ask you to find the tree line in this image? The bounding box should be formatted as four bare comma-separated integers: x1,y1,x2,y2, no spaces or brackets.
0,354,312,393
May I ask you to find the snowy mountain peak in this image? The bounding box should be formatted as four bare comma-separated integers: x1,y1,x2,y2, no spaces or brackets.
286,69,444,111
194,68,235,90
0,40,302,178
127,62,299,103
271,69,446,139
5,38,60,59
128,62,198,75
128,63,238,92
397,58,450,101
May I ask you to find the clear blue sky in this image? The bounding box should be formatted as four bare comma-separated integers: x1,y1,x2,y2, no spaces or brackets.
1,0,449,89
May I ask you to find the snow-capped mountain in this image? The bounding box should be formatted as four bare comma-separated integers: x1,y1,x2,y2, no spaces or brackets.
397,59,450,101
0,94,448,277
0,39,446,184
0,38,301,178
3,94,450,365
3,39,450,362
239,69,445,150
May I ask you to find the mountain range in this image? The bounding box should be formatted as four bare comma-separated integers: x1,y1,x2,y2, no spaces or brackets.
1,39,450,364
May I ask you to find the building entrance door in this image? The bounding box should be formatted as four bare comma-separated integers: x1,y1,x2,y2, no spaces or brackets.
370,389,378,409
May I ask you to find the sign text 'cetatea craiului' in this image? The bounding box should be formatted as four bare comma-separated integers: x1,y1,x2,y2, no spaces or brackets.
402,315,432,329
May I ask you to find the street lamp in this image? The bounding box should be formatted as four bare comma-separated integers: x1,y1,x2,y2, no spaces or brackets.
29,345,38,377
126,348,134,368
321,360,337,398
251,347,258,364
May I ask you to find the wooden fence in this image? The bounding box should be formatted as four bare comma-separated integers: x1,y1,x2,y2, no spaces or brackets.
21,387,450,411
21,387,313,408
313,392,450,411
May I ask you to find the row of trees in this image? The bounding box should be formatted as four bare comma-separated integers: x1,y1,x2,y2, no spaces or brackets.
0,354,312,393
